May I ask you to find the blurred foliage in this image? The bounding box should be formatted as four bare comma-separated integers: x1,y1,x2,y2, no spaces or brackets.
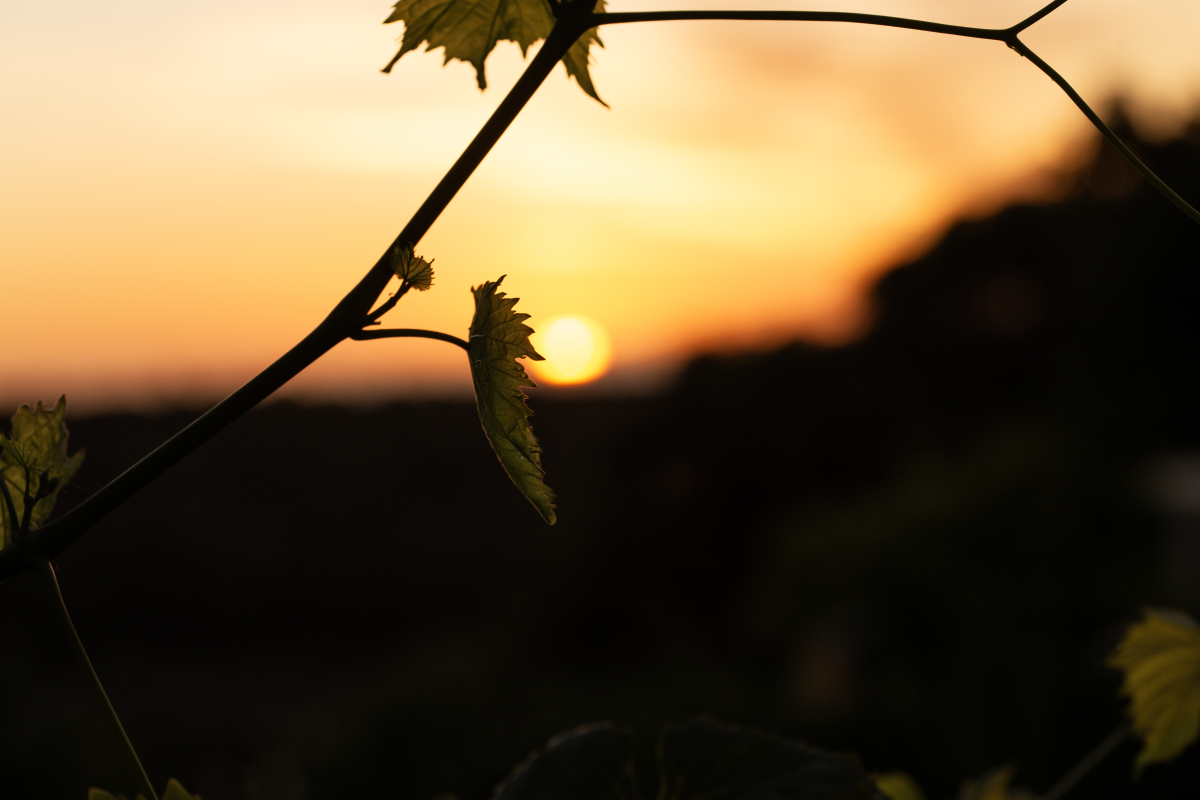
1108,609,1200,770
0,397,84,548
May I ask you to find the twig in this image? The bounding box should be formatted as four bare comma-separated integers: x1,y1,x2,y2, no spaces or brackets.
1040,720,1132,800
37,559,159,800
351,329,470,350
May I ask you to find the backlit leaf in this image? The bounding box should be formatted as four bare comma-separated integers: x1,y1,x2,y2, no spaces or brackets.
493,722,638,800
467,276,556,524
162,779,203,800
391,244,435,292
873,772,926,800
658,718,882,799
1,397,85,548
382,0,608,105
1108,608,1200,770
88,780,199,800
956,767,1034,800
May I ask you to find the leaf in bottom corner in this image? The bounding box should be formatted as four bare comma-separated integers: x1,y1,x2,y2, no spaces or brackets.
658,718,881,799
493,723,638,800
467,276,556,524
1108,608,1200,770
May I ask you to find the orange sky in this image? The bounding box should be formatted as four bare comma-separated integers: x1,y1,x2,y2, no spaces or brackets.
4,0,1200,412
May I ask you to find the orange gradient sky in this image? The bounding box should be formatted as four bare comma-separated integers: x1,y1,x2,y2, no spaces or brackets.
4,0,1200,411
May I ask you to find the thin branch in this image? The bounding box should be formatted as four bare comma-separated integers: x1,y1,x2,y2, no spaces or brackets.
592,10,1006,41
1010,39,1200,225
351,328,470,350
1040,720,1131,800
0,477,20,545
38,559,159,800
1006,0,1071,36
0,10,595,583
366,280,412,324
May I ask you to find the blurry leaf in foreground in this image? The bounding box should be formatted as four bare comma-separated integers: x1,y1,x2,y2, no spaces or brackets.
873,772,927,800
162,779,203,800
1108,608,1200,770
956,766,1034,800
382,0,608,105
493,722,638,800
89,780,201,800
1,397,85,548
391,244,435,292
467,276,556,524
658,718,881,799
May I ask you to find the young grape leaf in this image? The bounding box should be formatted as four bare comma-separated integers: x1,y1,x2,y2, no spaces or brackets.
391,244,435,291
467,276,556,524
956,767,1034,800
162,779,203,800
382,0,608,106
873,772,926,800
1,397,85,549
658,718,882,799
88,780,200,800
493,722,639,800
1108,608,1200,770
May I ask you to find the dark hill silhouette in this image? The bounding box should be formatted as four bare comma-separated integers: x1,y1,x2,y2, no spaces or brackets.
2,112,1199,800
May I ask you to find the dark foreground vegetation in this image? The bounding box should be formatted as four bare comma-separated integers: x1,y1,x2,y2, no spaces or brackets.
3,114,1200,799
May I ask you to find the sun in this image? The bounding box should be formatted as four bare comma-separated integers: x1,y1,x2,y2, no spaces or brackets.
530,315,613,386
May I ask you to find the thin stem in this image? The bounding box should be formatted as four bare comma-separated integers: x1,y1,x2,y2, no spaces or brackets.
366,280,412,324
0,11,592,583
1006,0,1071,36
37,559,158,800
1010,39,1200,225
0,477,20,545
592,10,1006,41
350,328,470,350
1040,720,1131,800
19,467,34,537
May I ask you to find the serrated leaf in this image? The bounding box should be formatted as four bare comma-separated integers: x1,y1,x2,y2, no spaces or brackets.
1,397,85,548
1108,608,1200,770
87,780,198,800
467,276,556,524
382,0,608,105
873,772,926,800
162,778,203,800
391,245,435,291
493,722,638,800
658,718,881,799
956,767,1034,800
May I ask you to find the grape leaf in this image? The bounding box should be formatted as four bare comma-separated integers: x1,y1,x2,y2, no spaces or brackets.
467,276,556,524
658,718,882,799
88,780,200,800
391,244,435,291
873,772,926,800
956,767,1034,800
382,0,608,106
1108,608,1200,770
493,722,638,800
1,397,85,549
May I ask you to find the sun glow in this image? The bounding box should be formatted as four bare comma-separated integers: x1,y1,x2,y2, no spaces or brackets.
530,315,613,386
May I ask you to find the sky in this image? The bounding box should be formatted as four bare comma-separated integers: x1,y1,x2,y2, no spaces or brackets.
4,0,1200,412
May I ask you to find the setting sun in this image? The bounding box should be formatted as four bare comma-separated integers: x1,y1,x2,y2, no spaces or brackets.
530,315,613,386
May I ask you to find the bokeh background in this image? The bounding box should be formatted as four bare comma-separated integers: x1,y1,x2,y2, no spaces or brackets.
4,0,1200,798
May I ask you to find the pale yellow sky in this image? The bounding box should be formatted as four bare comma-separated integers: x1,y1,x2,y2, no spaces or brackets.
4,0,1200,411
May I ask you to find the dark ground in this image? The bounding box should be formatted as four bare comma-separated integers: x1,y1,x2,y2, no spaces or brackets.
3,113,1200,800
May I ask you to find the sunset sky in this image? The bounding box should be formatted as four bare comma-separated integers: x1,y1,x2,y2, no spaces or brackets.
5,0,1200,411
